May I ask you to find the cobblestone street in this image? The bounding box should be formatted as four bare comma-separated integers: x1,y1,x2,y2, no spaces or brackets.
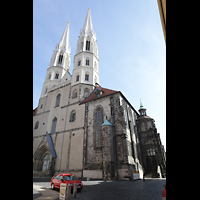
33,178,166,200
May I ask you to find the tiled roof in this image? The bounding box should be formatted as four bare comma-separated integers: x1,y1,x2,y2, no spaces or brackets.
33,107,38,116
80,85,119,104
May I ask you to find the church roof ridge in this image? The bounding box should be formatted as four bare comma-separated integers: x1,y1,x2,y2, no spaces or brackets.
80,86,119,104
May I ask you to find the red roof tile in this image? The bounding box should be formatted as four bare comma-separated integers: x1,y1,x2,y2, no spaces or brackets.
33,107,38,116
80,85,119,104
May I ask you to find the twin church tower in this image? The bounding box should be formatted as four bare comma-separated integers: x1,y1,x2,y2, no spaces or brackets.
41,8,99,98
34,8,166,179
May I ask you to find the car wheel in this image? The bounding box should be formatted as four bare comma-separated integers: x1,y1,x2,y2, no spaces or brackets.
51,183,55,190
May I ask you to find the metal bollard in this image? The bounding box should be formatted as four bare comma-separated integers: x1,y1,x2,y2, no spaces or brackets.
73,182,77,198
66,184,71,200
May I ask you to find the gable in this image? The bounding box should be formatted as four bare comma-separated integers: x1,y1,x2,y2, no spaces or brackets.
80,85,119,104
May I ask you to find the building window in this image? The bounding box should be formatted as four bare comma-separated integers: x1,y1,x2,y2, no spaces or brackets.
34,121,39,129
78,60,81,66
76,75,79,82
86,40,90,51
55,93,61,107
86,59,89,65
44,87,48,95
69,110,76,122
51,117,57,133
58,55,63,64
85,74,89,81
84,88,90,98
93,106,103,147
94,88,103,98
55,73,59,79
72,89,78,99
147,148,156,156
48,73,51,80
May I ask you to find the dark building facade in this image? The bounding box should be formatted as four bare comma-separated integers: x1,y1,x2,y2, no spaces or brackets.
136,101,166,178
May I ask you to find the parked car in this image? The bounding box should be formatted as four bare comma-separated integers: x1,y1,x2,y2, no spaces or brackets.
162,182,166,200
50,173,83,192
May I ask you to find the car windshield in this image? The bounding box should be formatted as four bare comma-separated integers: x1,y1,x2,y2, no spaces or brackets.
63,175,78,181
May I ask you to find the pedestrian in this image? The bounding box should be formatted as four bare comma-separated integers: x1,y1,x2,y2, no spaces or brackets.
143,172,145,182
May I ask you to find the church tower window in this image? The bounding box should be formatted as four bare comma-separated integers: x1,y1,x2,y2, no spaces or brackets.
76,75,79,82
86,40,90,50
55,93,61,107
84,88,90,98
69,110,76,122
55,73,59,79
58,54,63,64
85,73,89,81
48,73,51,80
86,59,89,65
78,60,81,66
72,89,78,99
44,87,48,95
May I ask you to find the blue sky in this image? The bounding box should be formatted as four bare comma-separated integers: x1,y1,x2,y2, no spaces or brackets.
33,0,166,150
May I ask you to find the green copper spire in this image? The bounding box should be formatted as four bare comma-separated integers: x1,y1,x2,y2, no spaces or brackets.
138,99,147,116
139,99,145,110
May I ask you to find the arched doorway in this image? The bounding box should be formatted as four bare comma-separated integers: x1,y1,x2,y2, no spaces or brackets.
42,153,50,172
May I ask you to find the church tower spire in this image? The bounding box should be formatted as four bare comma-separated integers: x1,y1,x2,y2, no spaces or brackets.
138,99,147,116
49,21,71,71
82,8,93,32
72,8,99,87
40,21,71,98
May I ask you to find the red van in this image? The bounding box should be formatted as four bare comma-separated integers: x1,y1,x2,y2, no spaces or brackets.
50,173,83,192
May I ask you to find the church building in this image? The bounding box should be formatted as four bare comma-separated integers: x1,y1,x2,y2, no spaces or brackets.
33,8,166,180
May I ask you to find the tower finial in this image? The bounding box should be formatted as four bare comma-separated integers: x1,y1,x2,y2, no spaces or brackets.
138,99,147,116
83,7,93,31
139,99,143,109
59,21,70,49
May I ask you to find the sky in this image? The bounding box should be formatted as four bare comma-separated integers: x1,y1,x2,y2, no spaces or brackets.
33,0,166,150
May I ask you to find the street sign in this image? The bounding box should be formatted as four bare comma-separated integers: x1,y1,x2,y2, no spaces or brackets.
59,183,66,199
133,171,140,180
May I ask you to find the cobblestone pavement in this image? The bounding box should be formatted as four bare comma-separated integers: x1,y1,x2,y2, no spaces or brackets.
33,178,166,200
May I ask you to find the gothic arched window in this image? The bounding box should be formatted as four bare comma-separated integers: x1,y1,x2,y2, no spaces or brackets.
58,54,63,64
69,110,76,122
72,89,78,99
84,88,90,98
51,117,57,133
85,73,89,81
86,40,90,51
86,59,89,65
93,106,103,147
55,93,61,107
